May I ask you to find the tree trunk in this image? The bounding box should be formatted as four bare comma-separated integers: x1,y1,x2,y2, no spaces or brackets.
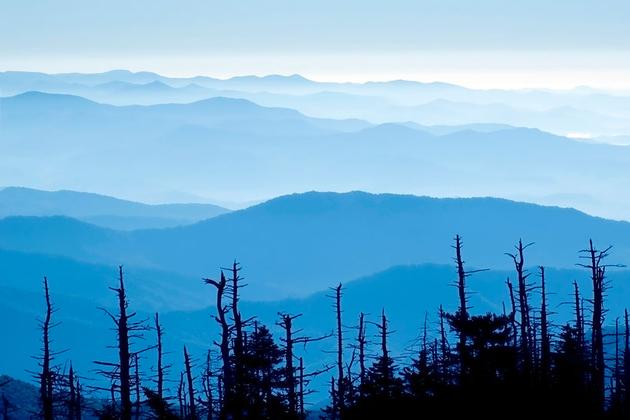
184,346,197,419
40,277,54,420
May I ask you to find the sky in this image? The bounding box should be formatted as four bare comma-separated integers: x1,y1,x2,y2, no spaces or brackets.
2,0,630,89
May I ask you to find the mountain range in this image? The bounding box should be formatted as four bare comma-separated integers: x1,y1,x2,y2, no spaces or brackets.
2,189,630,398
3,91,630,219
0,186,229,230
3,70,630,137
2,190,629,301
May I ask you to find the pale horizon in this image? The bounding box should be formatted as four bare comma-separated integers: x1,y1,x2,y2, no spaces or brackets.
4,0,630,91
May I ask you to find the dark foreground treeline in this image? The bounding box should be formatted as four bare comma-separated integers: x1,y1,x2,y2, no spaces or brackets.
3,236,630,419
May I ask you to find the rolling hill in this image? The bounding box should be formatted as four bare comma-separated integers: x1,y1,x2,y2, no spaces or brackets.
3,70,630,137
4,91,630,218
0,187,229,230
1,191,630,300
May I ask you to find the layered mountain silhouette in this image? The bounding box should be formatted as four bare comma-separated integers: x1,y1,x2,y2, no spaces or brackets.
3,70,630,136
3,91,630,218
1,191,629,300
0,187,229,230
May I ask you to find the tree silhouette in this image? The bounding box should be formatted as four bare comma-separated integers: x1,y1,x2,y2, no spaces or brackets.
37,277,56,420
14,237,630,419
94,266,149,420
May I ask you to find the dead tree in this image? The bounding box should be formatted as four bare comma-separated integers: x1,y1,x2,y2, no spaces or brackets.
420,312,429,371
178,372,186,419
614,318,622,408
226,260,245,417
380,311,389,376
68,365,76,420
110,381,117,413
507,240,535,374
624,309,630,414
204,272,231,419
154,312,167,400
357,313,367,391
298,359,331,419
184,346,197,419
277,313,331,417
578,240,621,409
112,266,132,419
454,235,469,322
454,234,468,358
279,313,299,415
67,364,81,420
327,283,345,417
95,266,149,420
574,281,585,354
506,278,518,348
134,353,141,420
438,305,450,383
299,357,305,419
539,267,551,383
38,277,55,420
201,349,214,420
453,235,486,376
329,378,337,420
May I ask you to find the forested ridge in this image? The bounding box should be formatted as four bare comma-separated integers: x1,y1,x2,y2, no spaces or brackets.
2,236,629,419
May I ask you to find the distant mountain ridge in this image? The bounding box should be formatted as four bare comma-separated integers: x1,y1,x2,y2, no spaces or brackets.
4,91,630,219
0,187,230,230
3,70,630,138
1,191,630,300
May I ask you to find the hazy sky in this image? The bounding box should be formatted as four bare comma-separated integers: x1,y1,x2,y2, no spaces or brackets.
2,0,630,89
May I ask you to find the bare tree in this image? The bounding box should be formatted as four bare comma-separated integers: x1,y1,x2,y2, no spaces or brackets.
95,266,149,420
624,309,630,414
505,278,519,349
184,346,197,419
67,364,81,420
38,277,56,420
226,260,245,418
356,313,367,392
573,281,585,355
539,267,551,384
278,313,299,416
507,240,535,373
154,313,167,400
328,283,345,417
578,240,622,409
178,372,186,419
438,305,451,383
204,272,231,419
133,353,141,420
277,313,331,417
453,235,486,376
201,349,215,420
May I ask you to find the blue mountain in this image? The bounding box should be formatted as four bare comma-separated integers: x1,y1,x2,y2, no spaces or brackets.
4,91,630,219
0,187,229,230
1,191,629,300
